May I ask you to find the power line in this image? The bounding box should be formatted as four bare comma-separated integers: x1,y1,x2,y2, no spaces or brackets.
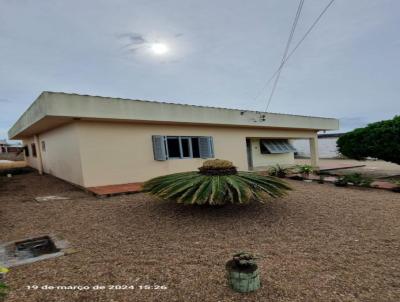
252,0,335,112
264,0,304,112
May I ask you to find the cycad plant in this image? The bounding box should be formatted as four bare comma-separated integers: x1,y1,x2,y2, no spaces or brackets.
143,159,291,205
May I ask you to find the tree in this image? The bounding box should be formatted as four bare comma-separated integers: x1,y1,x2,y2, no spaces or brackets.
337,116,400,164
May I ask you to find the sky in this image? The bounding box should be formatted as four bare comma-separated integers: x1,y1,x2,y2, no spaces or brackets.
1,0,399,140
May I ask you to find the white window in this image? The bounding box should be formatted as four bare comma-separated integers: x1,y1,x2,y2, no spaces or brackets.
152,136,214,161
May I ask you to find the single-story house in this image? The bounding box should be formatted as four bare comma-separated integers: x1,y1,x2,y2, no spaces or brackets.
8,92,339,188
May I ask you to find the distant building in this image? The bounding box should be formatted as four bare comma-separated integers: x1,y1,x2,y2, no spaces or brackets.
291,133,344,159
0,139,23,154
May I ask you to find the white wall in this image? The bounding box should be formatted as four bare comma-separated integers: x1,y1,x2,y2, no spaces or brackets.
23,137,40,170
24,123,84,186
24,120,317,187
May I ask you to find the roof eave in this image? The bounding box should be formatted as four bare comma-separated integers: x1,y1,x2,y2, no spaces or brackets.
8,92,340,139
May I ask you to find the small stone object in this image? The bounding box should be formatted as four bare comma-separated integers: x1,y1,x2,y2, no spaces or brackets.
6,174,12,178
63,248,79,255
34,196,70,202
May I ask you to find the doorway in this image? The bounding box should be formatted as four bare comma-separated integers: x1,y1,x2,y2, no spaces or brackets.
246,139,253,170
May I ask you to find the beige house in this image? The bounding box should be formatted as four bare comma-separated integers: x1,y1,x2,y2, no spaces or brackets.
9,92,339,188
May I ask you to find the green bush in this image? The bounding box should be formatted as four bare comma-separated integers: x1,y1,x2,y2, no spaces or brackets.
391,180,400,193
268,164,292,178
342,173,372,187
337,116,400,164
0,283,8,301
296,165,314,176
0,267,9,301
143,160,291,205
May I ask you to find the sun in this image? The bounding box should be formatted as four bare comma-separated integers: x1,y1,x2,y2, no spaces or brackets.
151,43,169,55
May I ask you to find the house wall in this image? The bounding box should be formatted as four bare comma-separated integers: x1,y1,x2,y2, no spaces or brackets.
23,123,84,186
23,121,318,187
250,138,294,168
77,121,316,187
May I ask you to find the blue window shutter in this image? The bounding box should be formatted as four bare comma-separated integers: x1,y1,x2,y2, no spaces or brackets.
152,135,167,160
209,137,214,158
199,136,214,158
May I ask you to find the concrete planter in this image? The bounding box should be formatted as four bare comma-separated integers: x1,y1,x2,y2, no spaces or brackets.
226,260,261,293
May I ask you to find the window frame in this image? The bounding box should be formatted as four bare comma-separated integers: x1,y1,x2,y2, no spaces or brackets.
180,137,193,158
152,135,214,161
191,137,200,158
164,135,212,160
166,136,194,159
166,136,182,159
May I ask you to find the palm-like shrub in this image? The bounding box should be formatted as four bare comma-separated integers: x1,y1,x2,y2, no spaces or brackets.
296,164,314,177
143,159,291,205
268,164,293,178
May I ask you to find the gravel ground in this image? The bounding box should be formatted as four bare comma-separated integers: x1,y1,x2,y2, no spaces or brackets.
1,172,400,302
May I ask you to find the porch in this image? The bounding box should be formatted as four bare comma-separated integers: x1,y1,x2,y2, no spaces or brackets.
246,136,319,170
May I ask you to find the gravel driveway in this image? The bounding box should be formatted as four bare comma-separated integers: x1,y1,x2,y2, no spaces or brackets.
1,172,399,302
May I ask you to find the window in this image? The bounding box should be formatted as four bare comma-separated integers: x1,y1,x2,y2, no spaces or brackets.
31,143,37,157
41,141,46,152
260,139,296,154
152,136,214,161
166,137,181,158
181,137,191,157
24,146,30,157
166,137,193,159
191,137,200,158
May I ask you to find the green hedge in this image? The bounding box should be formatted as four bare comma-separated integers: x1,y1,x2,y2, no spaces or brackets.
337,116,400,164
